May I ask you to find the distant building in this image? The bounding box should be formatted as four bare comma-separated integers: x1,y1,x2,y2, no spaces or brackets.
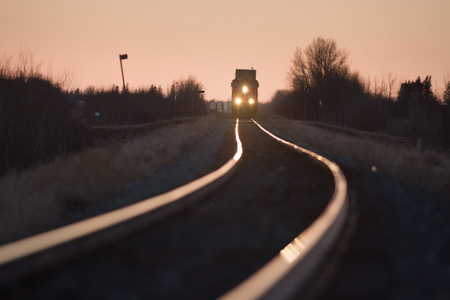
207,101,231,114
223,101,231,113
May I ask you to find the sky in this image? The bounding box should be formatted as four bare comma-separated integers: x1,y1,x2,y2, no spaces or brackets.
1,0,449,102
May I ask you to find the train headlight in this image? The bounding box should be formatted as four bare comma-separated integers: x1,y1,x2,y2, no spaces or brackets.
235,98,242,104
249,98,255,104
243,86,248,93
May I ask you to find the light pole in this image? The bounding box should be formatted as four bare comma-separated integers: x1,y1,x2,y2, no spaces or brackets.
119,54,128,91
119,54,132,139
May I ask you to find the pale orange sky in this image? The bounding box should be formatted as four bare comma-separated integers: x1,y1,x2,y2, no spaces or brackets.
1,0,449,102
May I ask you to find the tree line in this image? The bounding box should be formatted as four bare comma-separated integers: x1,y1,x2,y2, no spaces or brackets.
269,37,450,149
0,57,206,175
83,75,205,125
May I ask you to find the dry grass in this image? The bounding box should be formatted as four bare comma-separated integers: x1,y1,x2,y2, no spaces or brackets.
265,119,450,199
0,115,222,242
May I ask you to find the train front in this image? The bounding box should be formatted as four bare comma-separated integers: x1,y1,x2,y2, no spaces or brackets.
231,73,259,118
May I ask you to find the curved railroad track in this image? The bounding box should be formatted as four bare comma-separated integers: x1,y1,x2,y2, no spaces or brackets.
0,118,347,299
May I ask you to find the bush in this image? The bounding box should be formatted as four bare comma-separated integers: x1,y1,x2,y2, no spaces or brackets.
0,75,83,175
83,85,171,125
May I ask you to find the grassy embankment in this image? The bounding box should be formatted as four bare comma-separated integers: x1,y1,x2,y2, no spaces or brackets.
264,118,450,199
0,115,223,243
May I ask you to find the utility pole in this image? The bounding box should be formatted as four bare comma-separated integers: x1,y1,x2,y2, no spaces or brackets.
119,54,132,139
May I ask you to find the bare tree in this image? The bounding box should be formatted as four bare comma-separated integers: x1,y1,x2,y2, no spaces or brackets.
377,72,398,100
168,76,204,117
386,72,398,100
305,37,349,90
287,37,364,123
287,47,309,91
288,37,349,92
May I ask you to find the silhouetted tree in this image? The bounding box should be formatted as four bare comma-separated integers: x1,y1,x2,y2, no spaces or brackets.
270,90,302,119
286,37,365,124
396,76,438,118
168,76,205,117
444,81,450,106
370,73,398,100
0,76,83,174
440,81,450,147
288,38,349,93
395,76,443,142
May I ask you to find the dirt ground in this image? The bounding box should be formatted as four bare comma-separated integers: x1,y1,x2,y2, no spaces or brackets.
255,117,449,299
307,160,450,300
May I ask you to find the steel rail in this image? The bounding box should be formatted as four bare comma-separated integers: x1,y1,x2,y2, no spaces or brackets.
220,119,349,300
0,119,243,286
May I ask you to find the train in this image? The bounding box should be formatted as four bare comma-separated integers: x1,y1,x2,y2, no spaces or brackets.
231,69,259,117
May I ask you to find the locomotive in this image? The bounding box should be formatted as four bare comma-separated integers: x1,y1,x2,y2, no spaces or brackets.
231,69,259,117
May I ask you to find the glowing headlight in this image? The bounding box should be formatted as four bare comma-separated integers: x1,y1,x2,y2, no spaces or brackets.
249,99,255,104
243,86,248,93
235,98,242,104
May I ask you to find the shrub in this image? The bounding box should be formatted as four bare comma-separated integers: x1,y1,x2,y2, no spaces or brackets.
0,74,83,175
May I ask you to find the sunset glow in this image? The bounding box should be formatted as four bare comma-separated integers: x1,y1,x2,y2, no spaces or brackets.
1,0,449,101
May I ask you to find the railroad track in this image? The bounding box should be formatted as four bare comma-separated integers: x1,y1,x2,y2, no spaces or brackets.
0,118,347,299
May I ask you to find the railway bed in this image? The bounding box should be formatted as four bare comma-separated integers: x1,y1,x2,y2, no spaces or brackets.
1,119,344,299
